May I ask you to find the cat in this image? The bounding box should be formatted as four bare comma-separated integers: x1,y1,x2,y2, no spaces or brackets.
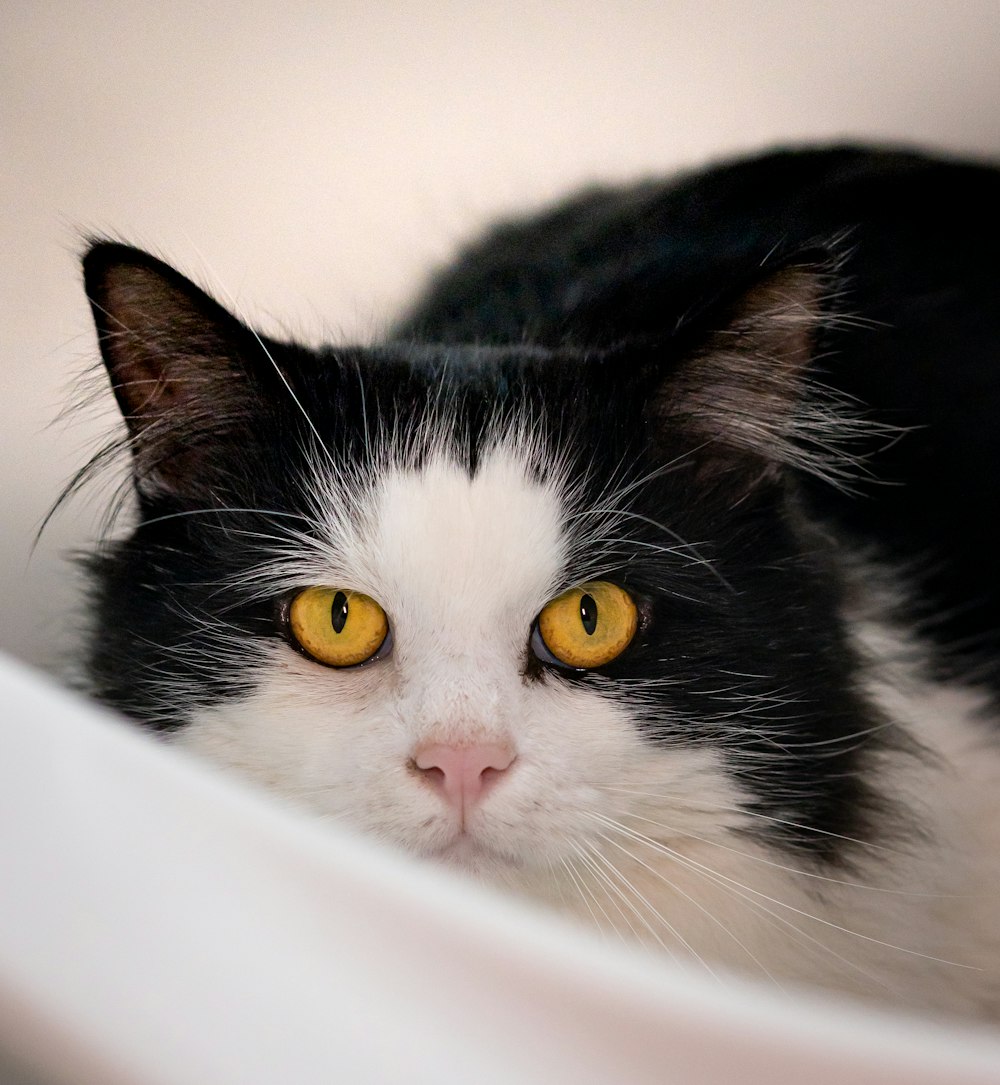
72,145,1000,1021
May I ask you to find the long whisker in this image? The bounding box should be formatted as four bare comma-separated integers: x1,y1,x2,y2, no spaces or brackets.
588,811,978,971
135,507,311,531
600,785,908,858
587,812,908,996
620,809,956,898
556,853,618,944
566,842,649,949
545,855,574,914
589,829,782,989
582,839,715,974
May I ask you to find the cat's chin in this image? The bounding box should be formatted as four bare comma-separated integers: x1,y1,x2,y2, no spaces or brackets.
423,832,527,879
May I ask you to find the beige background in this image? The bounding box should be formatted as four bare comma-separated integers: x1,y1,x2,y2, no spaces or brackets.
3,1,1000,670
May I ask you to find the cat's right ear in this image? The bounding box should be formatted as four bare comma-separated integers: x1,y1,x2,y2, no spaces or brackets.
83,242,263,499
642,258,848,490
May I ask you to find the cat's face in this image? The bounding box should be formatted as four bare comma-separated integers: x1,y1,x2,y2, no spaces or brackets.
79,244,878,891
172,438,743,878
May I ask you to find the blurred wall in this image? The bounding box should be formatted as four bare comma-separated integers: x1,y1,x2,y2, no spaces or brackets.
3,1,1000,669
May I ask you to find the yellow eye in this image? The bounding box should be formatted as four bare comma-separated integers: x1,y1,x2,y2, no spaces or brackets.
288,587,389,668
536,581,639,669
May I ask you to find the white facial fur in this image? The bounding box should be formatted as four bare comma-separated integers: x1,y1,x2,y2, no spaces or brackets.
172,437,1000,1020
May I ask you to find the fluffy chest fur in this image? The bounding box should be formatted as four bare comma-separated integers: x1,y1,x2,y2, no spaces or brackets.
71,144,1000,1021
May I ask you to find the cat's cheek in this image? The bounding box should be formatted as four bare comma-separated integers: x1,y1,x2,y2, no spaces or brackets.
167,651,400,806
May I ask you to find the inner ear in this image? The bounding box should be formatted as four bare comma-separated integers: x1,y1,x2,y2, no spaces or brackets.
84,243,255,426
83,243,263,497
648,260,832,484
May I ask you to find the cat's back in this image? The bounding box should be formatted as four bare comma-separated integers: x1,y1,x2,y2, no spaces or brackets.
396,144,1000,347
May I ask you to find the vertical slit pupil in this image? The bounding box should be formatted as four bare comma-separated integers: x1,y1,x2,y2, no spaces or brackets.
331,591,349,634
580,593,598,636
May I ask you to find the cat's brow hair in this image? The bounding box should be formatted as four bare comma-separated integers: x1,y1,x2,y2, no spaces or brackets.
559,443,733,590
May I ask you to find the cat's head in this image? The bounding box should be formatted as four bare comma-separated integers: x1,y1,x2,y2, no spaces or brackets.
78,242,879,883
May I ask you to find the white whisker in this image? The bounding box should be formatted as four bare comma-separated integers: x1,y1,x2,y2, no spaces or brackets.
586,812,909,997
568,842,645,941
600,786,908,858
619,809,958,898
553,840,628,946
588,829,778,988
587,811,978,972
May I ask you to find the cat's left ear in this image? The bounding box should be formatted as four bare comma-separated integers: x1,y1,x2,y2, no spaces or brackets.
647,259,840,485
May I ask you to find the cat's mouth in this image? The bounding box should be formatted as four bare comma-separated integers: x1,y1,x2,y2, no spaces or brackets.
425,830,525,874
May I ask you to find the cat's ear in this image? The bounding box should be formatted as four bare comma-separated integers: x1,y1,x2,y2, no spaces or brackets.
83,242,263,499
648,260,840,487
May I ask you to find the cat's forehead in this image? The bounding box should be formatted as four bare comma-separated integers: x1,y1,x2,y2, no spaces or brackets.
297,436,570,637
372,447,566,604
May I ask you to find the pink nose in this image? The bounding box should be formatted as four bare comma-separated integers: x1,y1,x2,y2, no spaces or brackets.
412,742,516,816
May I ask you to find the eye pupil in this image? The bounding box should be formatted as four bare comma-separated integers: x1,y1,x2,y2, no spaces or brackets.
330,591,349,634
579,593,598,636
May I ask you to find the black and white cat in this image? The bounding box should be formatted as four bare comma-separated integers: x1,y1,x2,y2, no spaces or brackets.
74,146,1000,1020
